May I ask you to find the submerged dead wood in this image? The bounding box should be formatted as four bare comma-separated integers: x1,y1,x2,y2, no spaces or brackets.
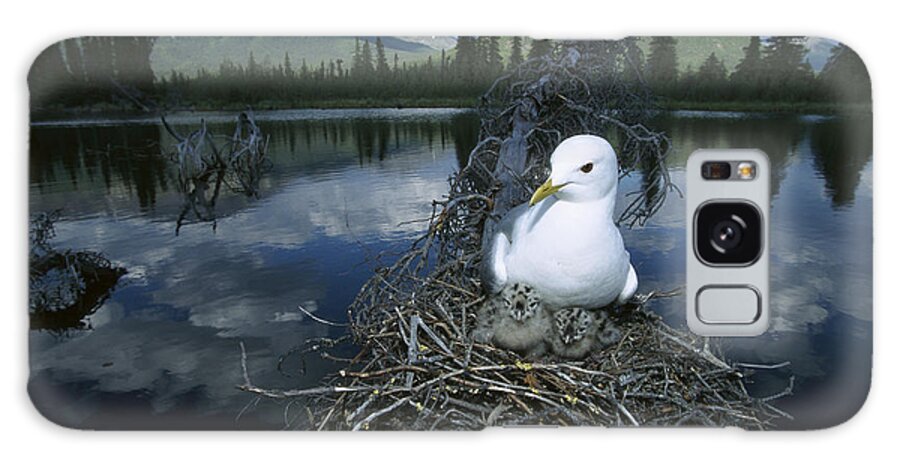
29,211,126,332
162,110,271,234
239,42,788,430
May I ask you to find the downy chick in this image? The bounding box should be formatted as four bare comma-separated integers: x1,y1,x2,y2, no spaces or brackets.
546,308,622,359
477,283,549,357
547,307,596,360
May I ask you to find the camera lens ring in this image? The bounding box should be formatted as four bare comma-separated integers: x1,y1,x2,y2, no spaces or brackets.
694,201,763,266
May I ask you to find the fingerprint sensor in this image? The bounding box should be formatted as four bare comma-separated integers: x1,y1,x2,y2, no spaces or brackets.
696,286,761,324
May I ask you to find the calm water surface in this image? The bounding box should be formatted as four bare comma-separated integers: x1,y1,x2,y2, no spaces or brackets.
28,108,872,429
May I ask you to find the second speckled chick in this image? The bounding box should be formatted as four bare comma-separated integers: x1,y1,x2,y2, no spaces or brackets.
546,308,622,359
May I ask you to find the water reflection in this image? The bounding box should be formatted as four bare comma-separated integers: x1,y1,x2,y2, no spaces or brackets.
28,109,870,430
29,109,478,429
809,115,873,207
30,124,170,210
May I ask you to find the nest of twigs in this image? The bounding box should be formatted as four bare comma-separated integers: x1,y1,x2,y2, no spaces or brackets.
239,41,790,430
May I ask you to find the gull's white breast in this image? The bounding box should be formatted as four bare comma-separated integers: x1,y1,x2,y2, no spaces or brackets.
503,198,630,309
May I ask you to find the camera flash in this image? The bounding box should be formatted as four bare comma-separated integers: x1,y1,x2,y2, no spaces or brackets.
737,162,756,180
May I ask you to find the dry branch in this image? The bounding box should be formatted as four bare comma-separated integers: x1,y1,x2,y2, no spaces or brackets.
162,110,272,234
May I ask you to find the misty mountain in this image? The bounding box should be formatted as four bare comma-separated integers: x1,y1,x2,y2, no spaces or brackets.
150,36,839,81
151,36,450,80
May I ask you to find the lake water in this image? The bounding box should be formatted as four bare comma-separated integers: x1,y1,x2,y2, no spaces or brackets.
28,108,872,430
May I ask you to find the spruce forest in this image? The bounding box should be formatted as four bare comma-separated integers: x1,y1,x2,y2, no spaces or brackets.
29,36,870,114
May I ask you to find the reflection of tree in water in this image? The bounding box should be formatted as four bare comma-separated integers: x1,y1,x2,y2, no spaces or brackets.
29,210,126,333
257,115,479,168
809,116,872,207
653,114,872,207
450,112,479,168
30,112,481,228
353,120,393,163
653,114,806,197
30,124,168,210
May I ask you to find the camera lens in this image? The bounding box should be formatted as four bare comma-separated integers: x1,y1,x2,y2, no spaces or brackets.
710,218,743,251
695,202,762,265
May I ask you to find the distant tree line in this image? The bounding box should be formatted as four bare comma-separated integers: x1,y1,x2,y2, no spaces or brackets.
160,37,542,106
643,36,870,104
29,36,869,113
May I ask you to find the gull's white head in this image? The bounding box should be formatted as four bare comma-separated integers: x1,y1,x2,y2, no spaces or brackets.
530,135,619,206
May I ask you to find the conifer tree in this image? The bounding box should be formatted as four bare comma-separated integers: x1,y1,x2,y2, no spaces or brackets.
283,52,294,78
375,37,390,77
247,51,259,77
645,36,678,95
819,43,870,102
474,37,491,80
352,38,362,75
360,39,375,77
509,37,524,69
761,36,812,100
698,53,727,99
453,37,478,80
732,36,763,97
487,37,503,74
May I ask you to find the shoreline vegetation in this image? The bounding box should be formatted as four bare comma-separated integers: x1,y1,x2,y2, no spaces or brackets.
30,36,870,123
30,98,872,122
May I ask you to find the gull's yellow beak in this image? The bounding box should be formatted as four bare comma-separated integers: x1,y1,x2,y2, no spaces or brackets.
529,178,566,206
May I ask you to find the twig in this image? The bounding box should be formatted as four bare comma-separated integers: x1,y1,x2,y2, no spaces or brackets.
352,397,409,431
296,304,349,327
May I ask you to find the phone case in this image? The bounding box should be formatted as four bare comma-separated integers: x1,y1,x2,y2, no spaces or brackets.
27,36,872,430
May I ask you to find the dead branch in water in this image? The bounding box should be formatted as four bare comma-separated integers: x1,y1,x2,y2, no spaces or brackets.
29,211,126,333
161,110,272,234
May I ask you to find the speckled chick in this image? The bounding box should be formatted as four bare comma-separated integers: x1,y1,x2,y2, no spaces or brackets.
546,307,597,360
479,283,550,357
547,308,623,359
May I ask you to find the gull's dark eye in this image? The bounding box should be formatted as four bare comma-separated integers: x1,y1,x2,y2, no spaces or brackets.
580,162,593,173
